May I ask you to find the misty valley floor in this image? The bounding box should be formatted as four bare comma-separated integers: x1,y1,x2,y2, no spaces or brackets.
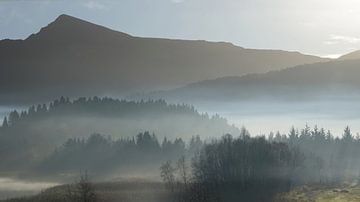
2,99,360,137
194,100,360,135
1,98,360,201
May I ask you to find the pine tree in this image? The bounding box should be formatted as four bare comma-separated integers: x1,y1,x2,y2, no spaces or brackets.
2,117,8,128
289,127,298,145
8,110,20,126
343,126,353,143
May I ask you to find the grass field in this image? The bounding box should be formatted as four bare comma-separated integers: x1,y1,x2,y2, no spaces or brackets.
0,180,172,202
277,183,360,202
4,180,360,202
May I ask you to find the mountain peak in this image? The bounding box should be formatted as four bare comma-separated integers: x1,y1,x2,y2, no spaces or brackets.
51,14,94,27
47,14,101,32
54,14,78,22
26,14,131,41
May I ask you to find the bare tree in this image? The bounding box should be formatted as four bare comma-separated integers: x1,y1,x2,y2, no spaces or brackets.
177,156,189,187
66,172,97,202
160,161,176,192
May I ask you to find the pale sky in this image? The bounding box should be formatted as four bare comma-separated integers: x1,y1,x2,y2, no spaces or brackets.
1,0,360,58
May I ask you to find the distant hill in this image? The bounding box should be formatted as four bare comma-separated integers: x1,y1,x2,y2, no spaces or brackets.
0,14,329,105
0,97,238,170
152,59,360,102
338,50,360,60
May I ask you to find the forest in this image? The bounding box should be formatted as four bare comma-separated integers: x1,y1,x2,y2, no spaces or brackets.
0,97,359,202
39,132,202,178
2,125,360,202
159,126,360,202
0,97,237,177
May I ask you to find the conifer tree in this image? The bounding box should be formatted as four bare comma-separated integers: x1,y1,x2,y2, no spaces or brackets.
2,117,8,128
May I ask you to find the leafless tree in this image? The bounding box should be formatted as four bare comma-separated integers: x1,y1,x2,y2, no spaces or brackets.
66,172,97,202
177,156,189,187
160,161,176,192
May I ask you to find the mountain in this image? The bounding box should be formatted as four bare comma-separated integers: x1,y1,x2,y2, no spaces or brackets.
153,59,360,102
0,14,329,105
338,50,360,60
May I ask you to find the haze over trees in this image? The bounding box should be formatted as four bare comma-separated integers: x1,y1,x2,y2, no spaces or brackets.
1,111,360,202
0,97,236,176
40,132,203,179
1,97,358,184
160,126,360,202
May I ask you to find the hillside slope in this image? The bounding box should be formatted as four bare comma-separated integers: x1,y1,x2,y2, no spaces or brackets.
338,50,360,60
0,14,329,104
153,59,360,102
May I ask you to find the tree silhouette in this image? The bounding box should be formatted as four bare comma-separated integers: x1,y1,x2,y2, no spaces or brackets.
160,161,176,192
2,117,8,128
8,110,20,126
342,126,353,143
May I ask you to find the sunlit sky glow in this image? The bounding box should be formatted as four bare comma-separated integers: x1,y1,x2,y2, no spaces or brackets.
1,0,360,57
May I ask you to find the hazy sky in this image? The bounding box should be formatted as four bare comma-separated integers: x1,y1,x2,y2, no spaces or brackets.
1,0,360,58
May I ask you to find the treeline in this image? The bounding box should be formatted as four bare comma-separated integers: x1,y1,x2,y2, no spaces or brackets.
161,132,299,202
161,126,360,202
40,132,203,175
1,96,205,128
270,125,360,183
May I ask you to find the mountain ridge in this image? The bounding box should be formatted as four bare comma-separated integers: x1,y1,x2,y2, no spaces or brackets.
0,14,330,105
151,59,360,102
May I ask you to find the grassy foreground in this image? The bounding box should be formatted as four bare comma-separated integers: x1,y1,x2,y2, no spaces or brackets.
4,180,360,202
0,181,172,202
277,183,360,202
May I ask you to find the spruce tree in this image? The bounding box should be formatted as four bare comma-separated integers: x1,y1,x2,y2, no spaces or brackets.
2,117,8,128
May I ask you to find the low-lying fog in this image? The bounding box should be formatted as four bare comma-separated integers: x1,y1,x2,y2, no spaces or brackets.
192,100,360,135
1,100,360,137
0,177,58,200
2,99,360,137
0,100,360,198
0,107,9,121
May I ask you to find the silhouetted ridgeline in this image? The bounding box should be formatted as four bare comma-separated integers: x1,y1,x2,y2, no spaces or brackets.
1,97,198,121
153,59,360,102
0,14,329,104
0,97,238,173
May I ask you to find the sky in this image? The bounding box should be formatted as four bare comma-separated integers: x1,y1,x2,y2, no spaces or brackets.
1,0,360,58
